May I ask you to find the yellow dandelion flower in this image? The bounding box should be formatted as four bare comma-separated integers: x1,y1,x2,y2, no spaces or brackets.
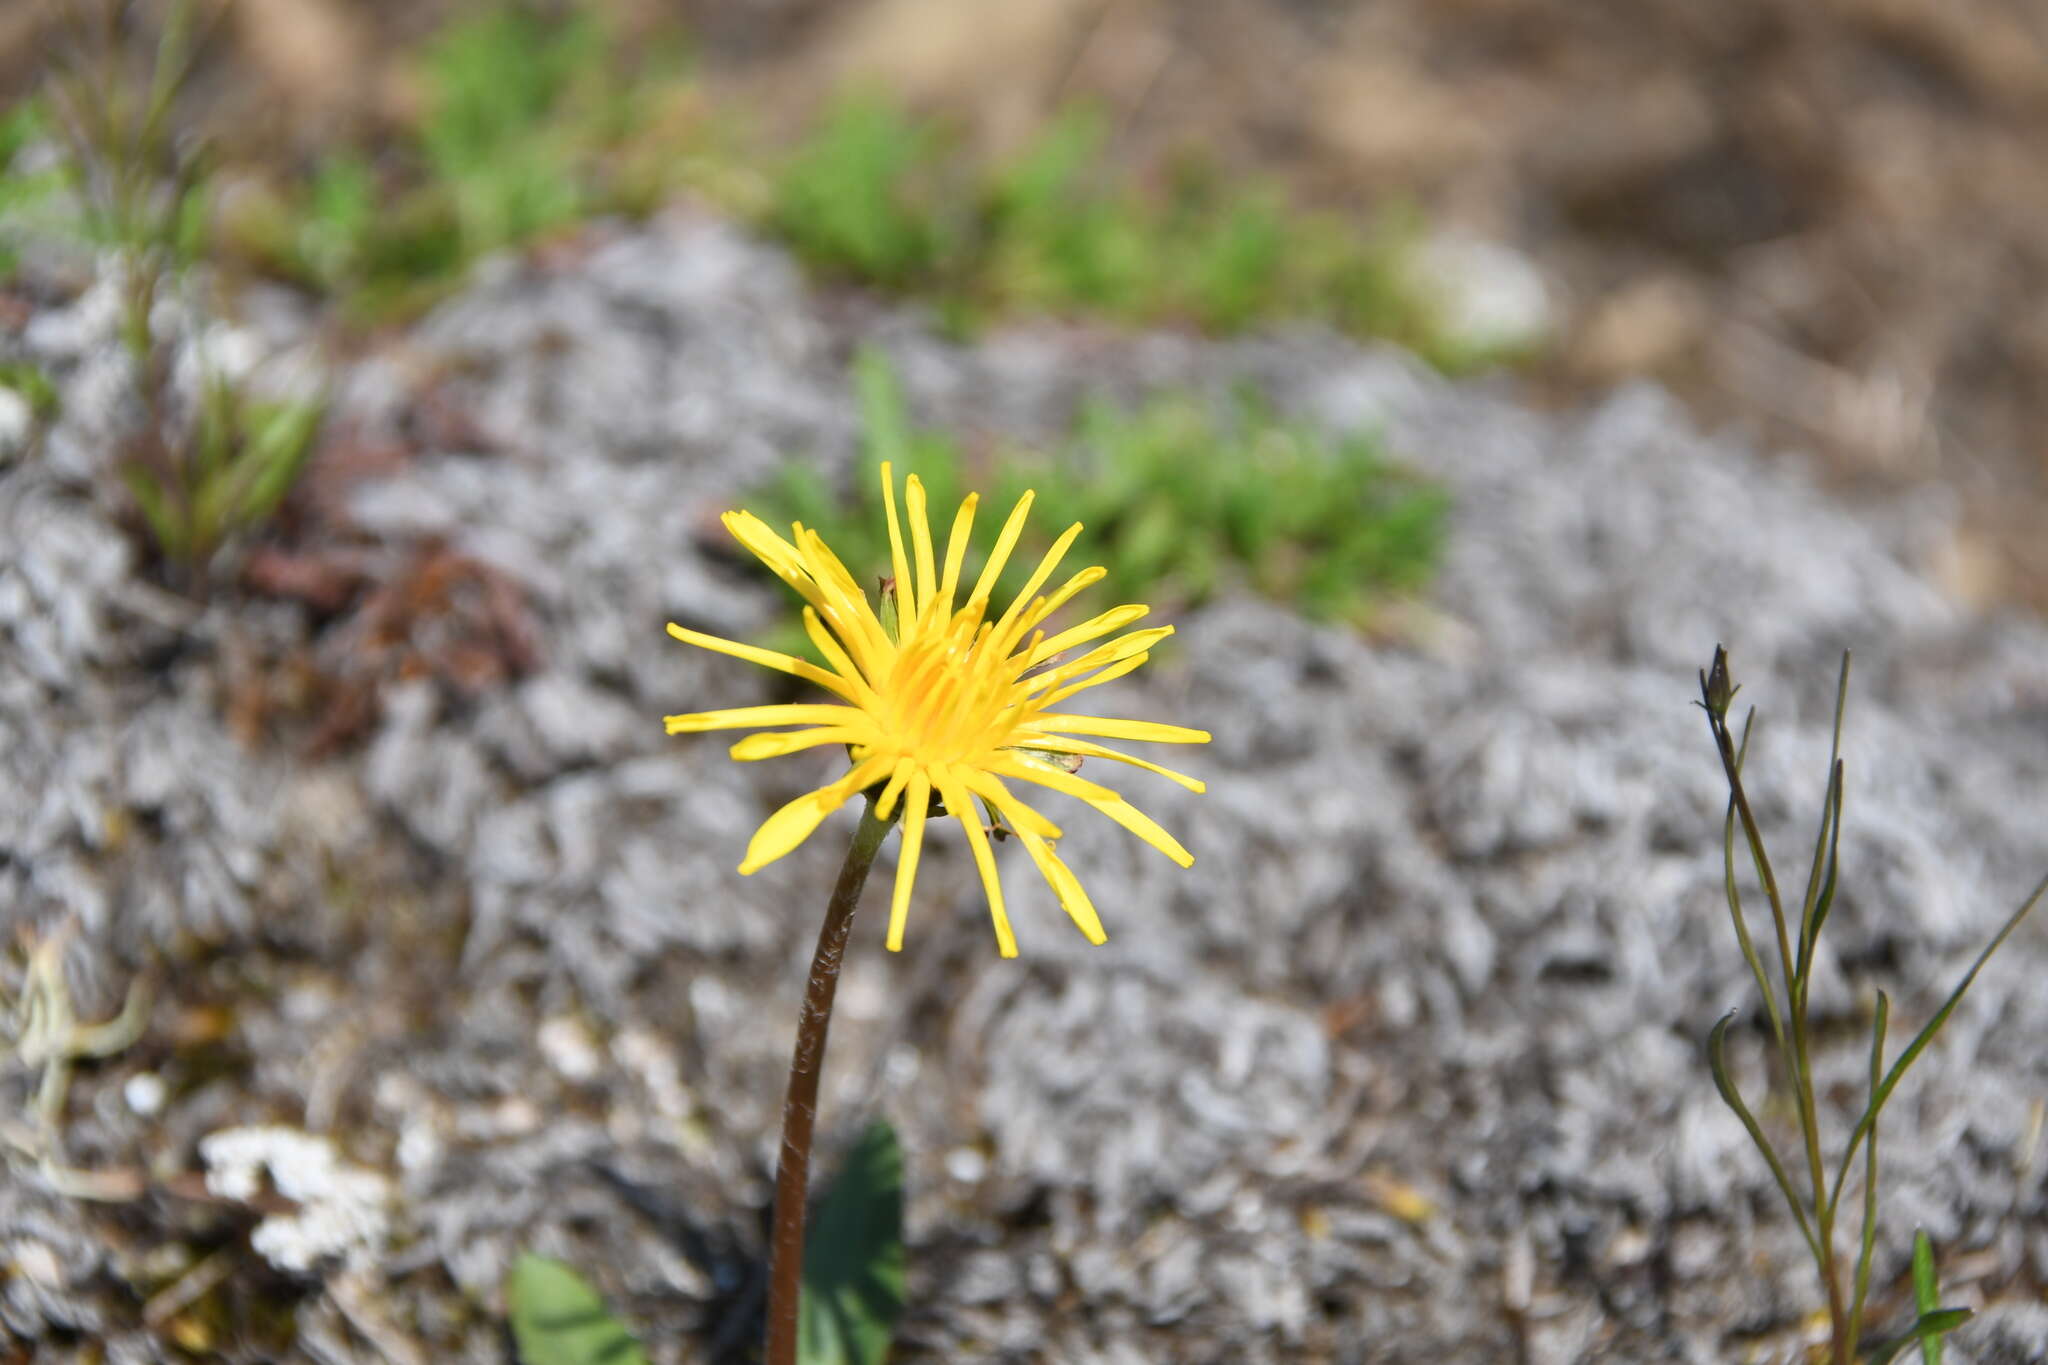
664,461,1209,957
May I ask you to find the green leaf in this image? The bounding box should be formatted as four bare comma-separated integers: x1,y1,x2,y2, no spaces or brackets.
1720,713,1788,1056
121,466,186,563
506,1253,649,1365
1706,1012,1821,1264
1862,1309,1972,1365
0,364,59,420
1831,868,2048,1208
799,1120,906,1365
855,349,914,473
236,396,324,518
1847,990,1890,1350
1912,1231,1944,1365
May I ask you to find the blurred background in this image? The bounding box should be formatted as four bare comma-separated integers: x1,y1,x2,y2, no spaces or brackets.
7,2,2048,1362
8,0,2048,604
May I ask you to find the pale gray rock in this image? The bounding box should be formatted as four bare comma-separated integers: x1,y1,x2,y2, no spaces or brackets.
2,206,2045,1362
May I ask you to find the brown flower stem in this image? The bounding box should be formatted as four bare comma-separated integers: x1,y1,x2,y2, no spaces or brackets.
764,796,892,1365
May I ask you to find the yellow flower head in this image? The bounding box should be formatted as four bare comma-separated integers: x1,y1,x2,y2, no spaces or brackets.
665,462,1209,957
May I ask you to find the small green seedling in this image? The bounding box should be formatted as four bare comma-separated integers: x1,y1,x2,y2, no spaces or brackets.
764,96,1489,366
0,363,61,423
229,5,694,321
0,102,72,278
750,351,1445,643
42,0,212,264
1698,646,2040,1365
771,94,955,292
122,375,324,583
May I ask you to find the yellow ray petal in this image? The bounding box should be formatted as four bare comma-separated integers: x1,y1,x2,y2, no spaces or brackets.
737,755,892,874
1034,650,1151,708
666,622,864,703
793,526,890,674
1011,734,1205,792
1025,624,1172,687
796,608,877,702
967,489,1035,607
665,703,862,735
990,521,1082,644
1017,827,1107,945
1007,565,1107,640
905,476,938,612
936,492,978,619
729,727,872,761
992,756,1195,867
878,461,917,625
724,510,886,678
956,768,1063,840
1023,714,1212,745
886,770,932,951
1024,605,1150,666
935,766,1018,957
875,756,916,819
724,512,832,614
722,509,809,580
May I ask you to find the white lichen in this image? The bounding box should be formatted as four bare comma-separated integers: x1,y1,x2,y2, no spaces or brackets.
199,1126,393,1274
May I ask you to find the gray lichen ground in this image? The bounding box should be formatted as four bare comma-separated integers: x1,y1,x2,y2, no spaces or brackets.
4,212,2048,1363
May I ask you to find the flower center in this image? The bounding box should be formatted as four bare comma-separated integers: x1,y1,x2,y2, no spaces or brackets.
879,600,1028,764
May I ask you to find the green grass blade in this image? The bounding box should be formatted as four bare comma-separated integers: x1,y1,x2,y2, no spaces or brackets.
1846,990,1889,1358
121,466,186,563
1831,869,2048,1209
1797,655,1852,975
1715,701,1798,1036
1862,1310,1972,1365
237,396,324,519
1805,759,1846,981
1707,1012,1821,1264
142,2,198,149
1911,1230,1944,1365
854,348,913,473
1795,756,1842,986
1723,714,1788,1055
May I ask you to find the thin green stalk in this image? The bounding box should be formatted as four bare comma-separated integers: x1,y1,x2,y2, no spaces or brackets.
1722,716,1789,1058
1795,657,1853,987
1703,655,1844,1354
1844,991,1890,1361
764,798,893,1365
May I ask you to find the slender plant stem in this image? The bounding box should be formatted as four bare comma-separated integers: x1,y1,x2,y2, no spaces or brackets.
1709,699,1847,1353
764,797,892,1365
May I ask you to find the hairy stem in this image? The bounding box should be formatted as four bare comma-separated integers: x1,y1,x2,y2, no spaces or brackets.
764,798,892,1365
